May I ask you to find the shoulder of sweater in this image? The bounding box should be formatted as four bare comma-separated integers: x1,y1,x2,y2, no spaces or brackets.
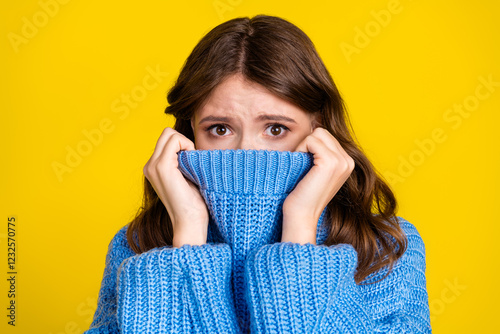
394,215,426,259
105,223,135,259
354,216,427,286
395,216,420,236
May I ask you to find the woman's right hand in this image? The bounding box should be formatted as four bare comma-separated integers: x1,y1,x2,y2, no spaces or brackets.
143,127,209,248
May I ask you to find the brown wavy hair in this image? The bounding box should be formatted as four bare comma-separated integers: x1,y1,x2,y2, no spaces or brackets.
126,14,407,285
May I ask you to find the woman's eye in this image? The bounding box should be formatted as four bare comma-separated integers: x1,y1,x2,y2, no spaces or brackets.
208,124,231,136
206,123,289,138
265,124,289,137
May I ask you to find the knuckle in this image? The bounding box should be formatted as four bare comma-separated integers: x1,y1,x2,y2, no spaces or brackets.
166,131,185,145
154,159,169,175
154,161,164,173
162,127,178,139
143,161,151,174
315,127,329,136
324,154,339,169
348,158,355,170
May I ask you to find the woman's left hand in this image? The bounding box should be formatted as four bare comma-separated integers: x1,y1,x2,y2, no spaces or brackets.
281,127,355,244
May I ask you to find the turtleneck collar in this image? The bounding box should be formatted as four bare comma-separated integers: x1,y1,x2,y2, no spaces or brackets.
177,149,330,249
177,149,330,332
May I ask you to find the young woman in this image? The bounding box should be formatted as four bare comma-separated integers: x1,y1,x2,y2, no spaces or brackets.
85,14,431,333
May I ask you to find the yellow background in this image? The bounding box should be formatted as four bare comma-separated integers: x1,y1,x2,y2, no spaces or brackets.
1,0,498,333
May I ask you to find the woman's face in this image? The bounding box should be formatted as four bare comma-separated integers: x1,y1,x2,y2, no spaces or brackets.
191,73,319,151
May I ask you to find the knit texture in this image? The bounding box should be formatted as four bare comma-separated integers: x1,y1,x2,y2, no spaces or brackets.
177,149,329,331
85,149,432,334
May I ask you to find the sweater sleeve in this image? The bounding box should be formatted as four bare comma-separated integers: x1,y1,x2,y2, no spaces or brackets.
243,218,432,333
116,242,240,334
84,226,240,334
85,226,136,334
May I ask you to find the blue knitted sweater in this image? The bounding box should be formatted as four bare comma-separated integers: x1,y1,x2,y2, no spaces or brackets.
85,149,432,333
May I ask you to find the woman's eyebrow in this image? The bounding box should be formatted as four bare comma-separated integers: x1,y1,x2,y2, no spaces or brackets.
198,114,297,125
198,115,232,124
255,114,297,124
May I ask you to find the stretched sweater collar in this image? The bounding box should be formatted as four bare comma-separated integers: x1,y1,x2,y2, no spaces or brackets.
177,149,330,331
176,149,330,248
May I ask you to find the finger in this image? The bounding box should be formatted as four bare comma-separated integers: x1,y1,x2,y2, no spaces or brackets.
300,134,356,183
151,128,195,164
296,127,335,153
156,132,195,171
297,135,335,164
311,128,354,169
311,128,341,155
148,127,178,163
164,132,195,156
296,128,337,160
294,136,308,153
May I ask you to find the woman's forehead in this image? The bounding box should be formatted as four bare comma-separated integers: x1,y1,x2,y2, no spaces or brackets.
193,75,310,123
